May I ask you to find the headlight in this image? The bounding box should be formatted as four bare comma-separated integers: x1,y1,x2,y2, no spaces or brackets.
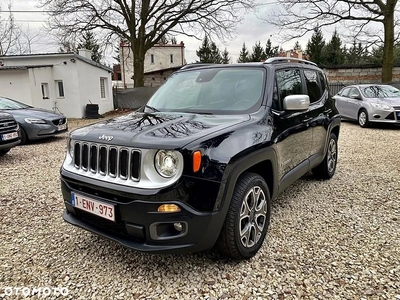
155,150,180,178
370,103,391,110
24,118,47,124
68,139,74,158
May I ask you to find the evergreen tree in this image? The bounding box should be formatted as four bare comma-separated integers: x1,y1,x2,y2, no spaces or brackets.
77,30,102,62
250,41,266,62
196,36,213,63
237,43,250,62
322,29,345,66
293,40,302,51
221,48,231,64
265,39,279,58
306,27,325,65
210,41,222,63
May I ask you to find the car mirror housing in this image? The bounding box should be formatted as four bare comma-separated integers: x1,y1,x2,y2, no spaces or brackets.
350,94,361,100
283,95,310,111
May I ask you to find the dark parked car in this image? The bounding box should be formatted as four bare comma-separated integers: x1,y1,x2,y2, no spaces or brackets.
60,58,341,259
0,96,68,144
334,84,400,127
0,112,20,156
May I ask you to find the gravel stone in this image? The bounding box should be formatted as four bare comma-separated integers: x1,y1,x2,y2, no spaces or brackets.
0,117,399,299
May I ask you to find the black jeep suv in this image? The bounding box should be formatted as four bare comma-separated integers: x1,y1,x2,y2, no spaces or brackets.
0,112,20,156
60,58,340,259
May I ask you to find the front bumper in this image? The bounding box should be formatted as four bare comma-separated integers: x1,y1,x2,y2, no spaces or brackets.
61,173,225,254
24,121,68,140
369,108,400,124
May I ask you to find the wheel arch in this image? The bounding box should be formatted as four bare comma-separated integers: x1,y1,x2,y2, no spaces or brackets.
214,147,279,212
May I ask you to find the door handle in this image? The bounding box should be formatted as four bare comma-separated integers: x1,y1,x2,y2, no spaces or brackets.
324,109,332,114
303,117,312,123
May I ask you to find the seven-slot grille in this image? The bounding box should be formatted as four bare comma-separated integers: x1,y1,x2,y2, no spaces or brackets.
73,142,141,181
0,118,18,134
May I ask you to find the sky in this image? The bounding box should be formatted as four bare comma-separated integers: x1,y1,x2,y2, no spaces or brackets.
0,0,337,65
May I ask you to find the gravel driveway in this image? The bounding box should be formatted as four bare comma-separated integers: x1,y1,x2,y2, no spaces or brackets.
1,116,399,299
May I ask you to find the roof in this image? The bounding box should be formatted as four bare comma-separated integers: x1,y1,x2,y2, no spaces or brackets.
0,65,53,71
0,52,112,72
144,65,183,75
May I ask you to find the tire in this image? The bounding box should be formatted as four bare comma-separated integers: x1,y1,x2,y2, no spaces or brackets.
0,148,10,156
313,133,338,179
20,127,29,145
216,172,271,260
358,109,369,128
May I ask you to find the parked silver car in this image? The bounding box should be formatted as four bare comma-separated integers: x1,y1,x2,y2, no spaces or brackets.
0,96,68,144
334,84,400,127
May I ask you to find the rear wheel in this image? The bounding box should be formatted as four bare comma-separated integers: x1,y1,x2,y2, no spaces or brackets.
216,172,271,259
358,109,369,128
0,149,10,156
313,133,338,179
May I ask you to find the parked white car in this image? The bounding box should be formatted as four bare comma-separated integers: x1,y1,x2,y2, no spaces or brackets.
333,84,400,127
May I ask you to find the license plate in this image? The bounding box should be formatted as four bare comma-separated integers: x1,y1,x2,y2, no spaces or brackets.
71,192,115,222
1,131,18,141
58,124,67,131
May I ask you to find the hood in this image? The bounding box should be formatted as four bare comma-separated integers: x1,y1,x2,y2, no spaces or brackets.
6,108,65,120
0,112,15,120
71,111,250,148
368,97,400,106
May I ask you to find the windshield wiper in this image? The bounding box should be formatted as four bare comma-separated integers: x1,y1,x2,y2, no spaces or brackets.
144,104,160,112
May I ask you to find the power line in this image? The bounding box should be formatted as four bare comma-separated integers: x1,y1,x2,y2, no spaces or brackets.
0,10,54,13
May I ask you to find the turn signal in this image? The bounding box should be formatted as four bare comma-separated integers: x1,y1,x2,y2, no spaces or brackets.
157,204,181,213
193,151,202,173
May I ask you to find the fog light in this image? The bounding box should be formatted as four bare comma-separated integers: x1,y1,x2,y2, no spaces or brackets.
174,222,183,232
157,204,181,213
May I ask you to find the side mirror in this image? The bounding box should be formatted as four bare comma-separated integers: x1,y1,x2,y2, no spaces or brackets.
350,94,361,100
283,95,310,111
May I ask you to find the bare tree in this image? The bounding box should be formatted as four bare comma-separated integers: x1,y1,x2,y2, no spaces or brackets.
266,0,399,82
40,0,255,87
0,2,21,55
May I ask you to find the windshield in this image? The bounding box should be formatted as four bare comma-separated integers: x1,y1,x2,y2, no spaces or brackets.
146,68,265,114
0,97,31,109
361,85,400,98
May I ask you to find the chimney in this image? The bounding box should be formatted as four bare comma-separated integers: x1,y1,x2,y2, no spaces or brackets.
78,49,93,60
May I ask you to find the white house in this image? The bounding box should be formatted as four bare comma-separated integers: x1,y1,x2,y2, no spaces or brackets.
0,50,114,118
119,41,185,88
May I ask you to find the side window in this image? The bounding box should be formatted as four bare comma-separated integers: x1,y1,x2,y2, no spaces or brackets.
349,87,361,99
317,71,327,93
340,88,351,97
304,69,322,103
276,69,302,106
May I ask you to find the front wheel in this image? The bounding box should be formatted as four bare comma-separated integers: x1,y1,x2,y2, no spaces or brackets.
358,109,369,128
216,172,271,260
313,133,338,179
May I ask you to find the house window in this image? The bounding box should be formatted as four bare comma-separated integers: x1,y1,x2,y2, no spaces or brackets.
55,80,64,98
41,83,49,99
170,54,174,63
150,54,155,64
100,78,107,98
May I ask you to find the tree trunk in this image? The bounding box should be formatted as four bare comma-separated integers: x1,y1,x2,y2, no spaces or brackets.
132,43,145,87
382,12,395,83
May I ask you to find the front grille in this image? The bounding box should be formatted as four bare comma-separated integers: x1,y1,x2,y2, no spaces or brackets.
52,118,67,126
75,210,130,237
73,142,141,181
0,118,18,134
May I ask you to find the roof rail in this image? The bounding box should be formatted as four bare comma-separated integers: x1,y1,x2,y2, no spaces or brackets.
264,57,317,66
180,63,216,70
